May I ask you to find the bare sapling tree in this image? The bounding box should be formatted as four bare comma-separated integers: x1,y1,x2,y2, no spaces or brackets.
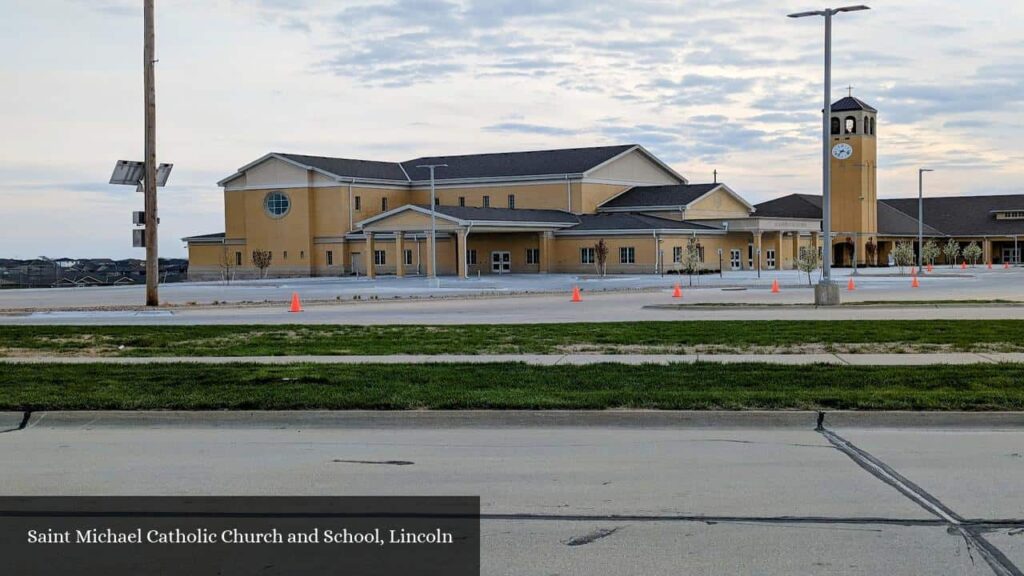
797,246,820,286
219,246,236,285
594,239,608,277
679,237,701,286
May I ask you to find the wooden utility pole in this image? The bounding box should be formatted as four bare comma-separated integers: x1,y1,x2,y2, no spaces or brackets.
144,0,158,306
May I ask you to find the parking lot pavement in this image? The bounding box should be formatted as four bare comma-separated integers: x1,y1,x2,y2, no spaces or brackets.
1,268,1022,319
1,411,1020,574
6,291,1024,326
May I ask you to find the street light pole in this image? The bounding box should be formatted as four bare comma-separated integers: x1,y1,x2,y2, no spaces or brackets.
789,5,870,302
417,164,447,284
918,168,934,273
143,0,158,306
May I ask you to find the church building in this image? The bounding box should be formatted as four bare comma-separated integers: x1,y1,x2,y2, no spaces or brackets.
184,97,1024,279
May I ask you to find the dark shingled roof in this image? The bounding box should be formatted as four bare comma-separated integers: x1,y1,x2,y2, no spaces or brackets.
566,213,722,232
876,201,944,236
278,153,409,182
428,205,579,224
600,183,721,209
401,145,636,181
753,194,824,219
181,232,225,242
830,96,877,113
881,195,1024,236
753,194,959,236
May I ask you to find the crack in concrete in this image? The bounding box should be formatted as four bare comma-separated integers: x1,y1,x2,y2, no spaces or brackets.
563,527,621,546
331,459,414,466
0,411,31,434
818,413,1023,576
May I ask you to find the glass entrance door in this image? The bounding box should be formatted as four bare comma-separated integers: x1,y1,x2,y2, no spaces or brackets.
491,251,511,274
730,249,741,270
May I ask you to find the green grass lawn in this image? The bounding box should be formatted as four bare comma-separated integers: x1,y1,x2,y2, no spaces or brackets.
2,363,1023,411
3,320,1024,356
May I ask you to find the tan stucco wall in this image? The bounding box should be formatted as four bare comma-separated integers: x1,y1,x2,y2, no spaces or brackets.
408,182,578,212
362,210,461,232
587,149,681,185
580,183,631,214
830,131,878,236
686,189,751,220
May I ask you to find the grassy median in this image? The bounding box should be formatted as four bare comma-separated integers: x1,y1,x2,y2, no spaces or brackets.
3,320,1024,356
2,363,1023,411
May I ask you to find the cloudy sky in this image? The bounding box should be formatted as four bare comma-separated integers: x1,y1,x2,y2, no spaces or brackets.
2,0,1022,258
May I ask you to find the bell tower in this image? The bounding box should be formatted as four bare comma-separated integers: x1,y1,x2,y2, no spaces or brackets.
829,93,877,266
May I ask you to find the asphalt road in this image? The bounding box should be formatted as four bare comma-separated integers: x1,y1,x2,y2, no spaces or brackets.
2,411,1021,575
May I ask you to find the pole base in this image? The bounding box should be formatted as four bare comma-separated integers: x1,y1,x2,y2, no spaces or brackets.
814,281,841,306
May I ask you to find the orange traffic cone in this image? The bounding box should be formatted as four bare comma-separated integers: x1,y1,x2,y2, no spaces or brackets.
911,267,917,277
961,261,967,270
571,286,582,302
911,275,920,288
771,279,780,293
289,292,303,313
672,284,682,299
988,261,993,270
847,278,856,291
927,263,933,273
1005,261,1011,270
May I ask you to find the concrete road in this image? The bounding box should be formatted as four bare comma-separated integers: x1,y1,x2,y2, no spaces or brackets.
1,411,1021,575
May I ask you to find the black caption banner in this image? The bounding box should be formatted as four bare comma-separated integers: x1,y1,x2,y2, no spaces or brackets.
0,496,479,575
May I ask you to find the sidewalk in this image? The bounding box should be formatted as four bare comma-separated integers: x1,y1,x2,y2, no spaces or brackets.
4,353,1023,365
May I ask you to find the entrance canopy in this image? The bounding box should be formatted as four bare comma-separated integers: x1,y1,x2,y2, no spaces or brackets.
357,204,579,234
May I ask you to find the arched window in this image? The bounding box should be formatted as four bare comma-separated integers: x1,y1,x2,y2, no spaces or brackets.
831,117,841,135
869,117,875,135
845,116,857,134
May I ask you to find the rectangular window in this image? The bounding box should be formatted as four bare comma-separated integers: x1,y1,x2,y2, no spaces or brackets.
327,251,334,266
467,249,477,265
404,249,413,266
235,252,242,266
526,248,540,264
458,196,466,207
620,247,635,264
354,196,361,211
434,197,440,206
300,250,305,259
508,194,516,209
697,246,705,263
672,246,682,263
374,250,386,266
581,247,595,264
381,197,388,212
283,251,288,260
482,195,490,208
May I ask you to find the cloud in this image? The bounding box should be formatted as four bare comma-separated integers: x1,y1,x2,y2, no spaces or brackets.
484,123,579,137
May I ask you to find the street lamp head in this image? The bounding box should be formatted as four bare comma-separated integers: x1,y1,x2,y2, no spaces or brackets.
920,168,935,173
788,10,826,18
835,5,871,13
788,5,869,18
